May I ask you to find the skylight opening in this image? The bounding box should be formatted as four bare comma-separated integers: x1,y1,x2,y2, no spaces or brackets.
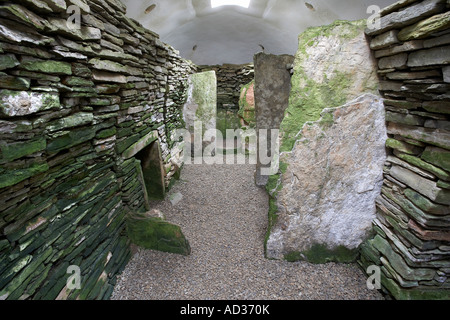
211,0,251,9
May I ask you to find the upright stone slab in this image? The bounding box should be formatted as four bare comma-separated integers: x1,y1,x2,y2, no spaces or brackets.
280,19,379,153
266,94,387,262
183,71,217,158
254,53,294,186
266,19,383,262
183,71,217,135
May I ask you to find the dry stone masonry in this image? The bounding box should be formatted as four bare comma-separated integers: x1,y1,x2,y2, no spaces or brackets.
360,0,450,299
198,63,254,110
0,0,196,300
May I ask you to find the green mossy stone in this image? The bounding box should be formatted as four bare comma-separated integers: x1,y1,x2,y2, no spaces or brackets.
398,11,450,41
127,214,191,256
0,90,60,117
96,127,117,139
396,152,449,181
0,54,20,71
62,76,94,87
0,72,30,90
421,146,450,172
46,112,94,132
0,137,46,162
382,276,450,300
0,162,49,189
280,19,375,152
301,243,359,264
20,57,72,75
46,126,96,153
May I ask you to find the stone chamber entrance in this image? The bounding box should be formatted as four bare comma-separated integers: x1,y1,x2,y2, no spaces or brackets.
0,0,448,301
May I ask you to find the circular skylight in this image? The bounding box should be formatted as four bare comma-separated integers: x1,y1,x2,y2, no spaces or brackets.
211,0,251,9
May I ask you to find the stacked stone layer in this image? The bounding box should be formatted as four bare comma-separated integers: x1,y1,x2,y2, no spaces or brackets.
0,0,195,300
360,0,450,299
198,63,254,109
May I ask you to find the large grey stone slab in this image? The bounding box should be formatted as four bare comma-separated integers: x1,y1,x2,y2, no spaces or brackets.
266,94,387,260
254,53,294,186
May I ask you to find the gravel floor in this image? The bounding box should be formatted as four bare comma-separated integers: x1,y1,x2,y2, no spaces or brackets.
111,158,384,300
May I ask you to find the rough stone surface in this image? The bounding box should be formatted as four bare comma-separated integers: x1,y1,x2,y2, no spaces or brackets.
254,53,294,186
0,90,60,116
370,30,400,50
407,45,450,67
397,11,450,41
361,0,450,300
365,0,447,36
281,19,379,153
0,0,196,301
266,94,387,261
183,71,217,135
444,66,450,83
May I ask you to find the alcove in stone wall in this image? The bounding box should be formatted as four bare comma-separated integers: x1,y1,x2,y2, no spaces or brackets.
135,141,165,200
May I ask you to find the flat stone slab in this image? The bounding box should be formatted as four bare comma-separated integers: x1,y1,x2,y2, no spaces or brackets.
266,94,387,261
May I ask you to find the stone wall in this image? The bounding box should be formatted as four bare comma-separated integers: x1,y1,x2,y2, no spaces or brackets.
0,0,195,300
360,0,450,299
254,53,294,187
198,63,254,109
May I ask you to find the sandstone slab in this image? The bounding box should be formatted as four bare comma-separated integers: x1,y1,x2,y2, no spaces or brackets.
0,90,60,117
266,94,387,261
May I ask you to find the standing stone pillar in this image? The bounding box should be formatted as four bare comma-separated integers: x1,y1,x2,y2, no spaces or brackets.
183,71,217,160
254,53,294,186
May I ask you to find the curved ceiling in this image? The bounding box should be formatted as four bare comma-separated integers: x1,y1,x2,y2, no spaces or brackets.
122,0,397,65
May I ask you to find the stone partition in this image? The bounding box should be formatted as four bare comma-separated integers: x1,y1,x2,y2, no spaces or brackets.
265,20,384,262
254,53,294,187
0,0,195,300
360,0,450,299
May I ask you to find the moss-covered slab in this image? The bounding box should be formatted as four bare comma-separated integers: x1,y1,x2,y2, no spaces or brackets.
20,56,72,75
0,162,49,189
398,11,450,41
0,72,30,90
280,19,378,152
126,213,191,256
121,130,158,160
0,137,46,163
284,244,359,264
0,53,20,71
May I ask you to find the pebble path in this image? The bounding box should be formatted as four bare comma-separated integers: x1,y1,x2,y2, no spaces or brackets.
111,159,384,300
